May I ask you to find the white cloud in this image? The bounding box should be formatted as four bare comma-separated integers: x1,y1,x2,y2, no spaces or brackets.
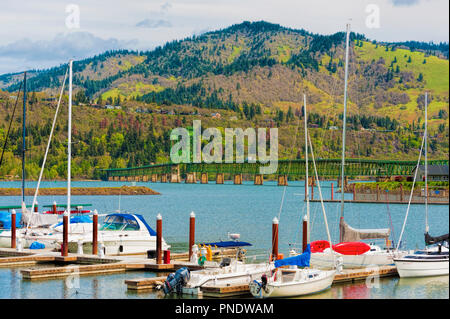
0,32,137,73
0,0,447,74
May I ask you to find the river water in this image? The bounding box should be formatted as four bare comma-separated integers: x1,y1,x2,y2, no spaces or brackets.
0,180,448,299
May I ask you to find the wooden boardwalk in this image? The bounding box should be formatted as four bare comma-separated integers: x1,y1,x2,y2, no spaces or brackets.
0,247,238,280
124,265,399,297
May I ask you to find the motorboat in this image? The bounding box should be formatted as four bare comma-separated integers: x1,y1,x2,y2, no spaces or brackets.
394,244,449,277
249,245,336,298
65,213,170,255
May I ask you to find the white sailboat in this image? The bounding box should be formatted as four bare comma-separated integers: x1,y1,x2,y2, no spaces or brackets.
394,92,449,278
12,60,169,255
249,94,336,298
310,23,407,269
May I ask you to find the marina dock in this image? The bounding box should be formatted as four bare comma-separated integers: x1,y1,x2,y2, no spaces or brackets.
124,265,399,297
0,247,240,281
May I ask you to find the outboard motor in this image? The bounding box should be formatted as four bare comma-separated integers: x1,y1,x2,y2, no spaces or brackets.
261,273,268,290
162,267,190,295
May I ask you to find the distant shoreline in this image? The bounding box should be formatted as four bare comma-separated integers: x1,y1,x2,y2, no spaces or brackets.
0,186,160,196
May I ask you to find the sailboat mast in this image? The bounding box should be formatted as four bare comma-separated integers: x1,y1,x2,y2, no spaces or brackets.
424,92,429,233
67,60,73,224
22,72,27,204
303,94,310,243
340,23,351,224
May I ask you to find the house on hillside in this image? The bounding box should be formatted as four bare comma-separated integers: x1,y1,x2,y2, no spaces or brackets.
211,112,221,119
413,165,449,182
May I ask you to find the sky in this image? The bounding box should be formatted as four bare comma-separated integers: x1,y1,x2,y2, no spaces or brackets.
0,0,448,74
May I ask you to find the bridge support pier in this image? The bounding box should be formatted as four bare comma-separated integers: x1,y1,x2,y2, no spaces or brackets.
113,176,119,181
277,175,288,186
185,173,197,183
200,173,208,184
254,174,263,185
170,173,180,183
161,174,168,183
151,174,158,182
216,173,224,184
142,175,149,182
233,174,242,185
120,176,126,182
108,176,113,181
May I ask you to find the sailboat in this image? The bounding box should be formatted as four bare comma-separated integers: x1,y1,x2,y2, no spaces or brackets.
393,92,449,277
248,95,336,298
21,60,169,255
0,72,59,247
310,23,407,269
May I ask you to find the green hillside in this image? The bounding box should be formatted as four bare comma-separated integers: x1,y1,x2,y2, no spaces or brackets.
0,21,448,180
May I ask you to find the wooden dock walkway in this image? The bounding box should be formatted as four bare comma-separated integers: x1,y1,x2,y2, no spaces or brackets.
124,265,399,297
0,247,238,280
309,199,449,205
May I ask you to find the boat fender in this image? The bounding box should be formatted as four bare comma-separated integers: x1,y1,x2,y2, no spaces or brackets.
206,245,212,261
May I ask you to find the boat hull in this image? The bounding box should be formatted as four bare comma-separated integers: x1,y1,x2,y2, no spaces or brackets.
394,259,449,278
250,270,335,298
311,250,406,269
182,263,273,295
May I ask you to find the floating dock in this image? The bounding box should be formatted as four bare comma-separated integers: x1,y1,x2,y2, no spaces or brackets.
124,265,398,297
0,247,239,281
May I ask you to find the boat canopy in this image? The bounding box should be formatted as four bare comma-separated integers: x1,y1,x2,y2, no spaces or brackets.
52,215,92,228
340,218,390,242
275,244,311,268
20,210,58,227
0,211,22,229
200,241,252,248
100,213,156,235
425,232,449,245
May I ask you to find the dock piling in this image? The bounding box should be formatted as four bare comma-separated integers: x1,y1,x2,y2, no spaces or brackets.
52,201,57,214
302,215,307,252
62,211,68,256
156,214,162,264
189,211,195,261
92,209,98,255
331,183,334,201
11,209,16,249
272,217,279,261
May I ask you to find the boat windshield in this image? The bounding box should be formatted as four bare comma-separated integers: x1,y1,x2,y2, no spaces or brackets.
100,215,140,231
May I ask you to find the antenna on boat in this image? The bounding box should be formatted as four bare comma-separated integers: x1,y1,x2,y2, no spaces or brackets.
424,92,429,234
303,94,310,243
67,59,73,227
339,23,351,243
22,71,27,205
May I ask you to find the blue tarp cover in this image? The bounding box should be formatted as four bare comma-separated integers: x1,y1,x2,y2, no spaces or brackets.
29,241,45,249
275,244,311,268
201,241,252,248
0,211,22,229
53,215,92,228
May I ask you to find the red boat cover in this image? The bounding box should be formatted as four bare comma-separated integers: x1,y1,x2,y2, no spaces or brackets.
332,242,371,255
310,240,331,253
44,210,91,215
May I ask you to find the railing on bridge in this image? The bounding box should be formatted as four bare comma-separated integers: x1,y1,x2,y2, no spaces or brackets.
100,159,449,182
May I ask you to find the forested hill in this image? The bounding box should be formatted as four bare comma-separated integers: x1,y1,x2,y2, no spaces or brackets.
1,21,448,126
0,21,448,180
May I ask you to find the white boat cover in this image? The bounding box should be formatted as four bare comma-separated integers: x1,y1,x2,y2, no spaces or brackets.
340,218,390,242
20,210,58,227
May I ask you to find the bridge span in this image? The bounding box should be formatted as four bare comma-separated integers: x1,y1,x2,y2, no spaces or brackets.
101,159,448,186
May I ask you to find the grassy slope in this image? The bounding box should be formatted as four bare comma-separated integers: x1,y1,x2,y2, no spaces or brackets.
355,41,449,127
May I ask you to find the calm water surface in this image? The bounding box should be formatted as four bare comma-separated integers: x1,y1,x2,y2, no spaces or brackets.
0,180,448,299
